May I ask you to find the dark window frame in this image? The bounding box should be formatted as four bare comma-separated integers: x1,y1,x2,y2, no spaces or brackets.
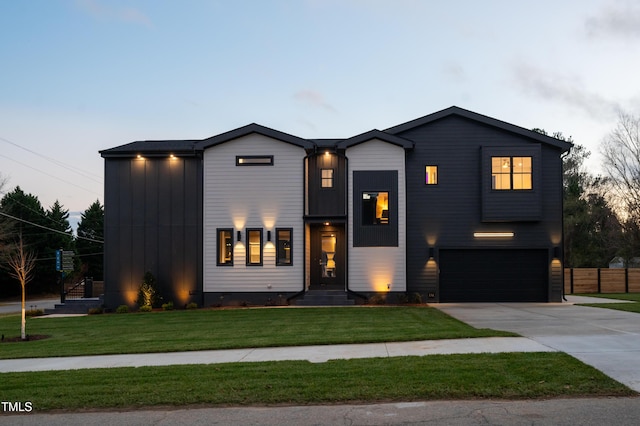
425,165,438,185
275,228,293,266
320,168,334,189
236,155,274,166
246,228,263,266
216,228,234,266
491,156,533,191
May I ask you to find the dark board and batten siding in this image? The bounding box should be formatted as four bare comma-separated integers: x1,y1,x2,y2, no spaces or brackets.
103,156,202,308
306,153,346,217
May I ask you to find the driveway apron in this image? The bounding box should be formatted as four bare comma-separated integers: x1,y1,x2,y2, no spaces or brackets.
435,299,640,392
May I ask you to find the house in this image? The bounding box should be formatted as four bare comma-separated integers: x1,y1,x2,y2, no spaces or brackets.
99,106,572,307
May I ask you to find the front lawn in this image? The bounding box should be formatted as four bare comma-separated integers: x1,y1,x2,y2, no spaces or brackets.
0,306,515,359
576,293,640,313
0,353,633,411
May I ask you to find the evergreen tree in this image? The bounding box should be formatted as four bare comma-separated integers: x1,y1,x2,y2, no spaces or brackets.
76,200,104,280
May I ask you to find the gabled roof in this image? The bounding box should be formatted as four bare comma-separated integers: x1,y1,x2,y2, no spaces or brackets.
385,106,573,152
197,123,315,150
100,140,198,158
336,129,414,150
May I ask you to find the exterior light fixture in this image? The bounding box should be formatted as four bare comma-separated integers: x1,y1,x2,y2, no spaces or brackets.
237,231,241,242
387,283,391,290
136,154,143,159
267,230,272,242
324,222,330,226
553,246,561,258
170,154,176,159
428,247,435,259
473,232,514,238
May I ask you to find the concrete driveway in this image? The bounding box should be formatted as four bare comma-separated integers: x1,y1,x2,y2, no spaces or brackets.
435,296,640,392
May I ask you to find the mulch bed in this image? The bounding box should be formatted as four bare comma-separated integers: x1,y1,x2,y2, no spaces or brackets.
0,334,51,343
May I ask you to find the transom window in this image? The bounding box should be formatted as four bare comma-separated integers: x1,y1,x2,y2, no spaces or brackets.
491,157,532,190
236,155,274,166
321,168,334,188
425,165,438,185
246,229,263,265
362,192,389,225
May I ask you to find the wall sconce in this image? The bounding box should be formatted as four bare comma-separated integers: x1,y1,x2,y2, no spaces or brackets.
237,231,241,242
428,247,435,259
553,246,561,258
267,230,272,242
387,283,391,291
473,232,515,238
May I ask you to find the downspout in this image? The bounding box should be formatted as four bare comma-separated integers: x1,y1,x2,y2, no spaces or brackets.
560,148,571,302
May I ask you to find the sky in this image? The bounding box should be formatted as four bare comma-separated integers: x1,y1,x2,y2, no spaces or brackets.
1,0,639,222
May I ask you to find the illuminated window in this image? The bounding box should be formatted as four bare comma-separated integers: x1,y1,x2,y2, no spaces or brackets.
246,229,263,265
236,156,274,166
217,229,233,266
425,166,438,185
362,192,389,225
321,168,334,188
276,228,292,266
491,156,532,190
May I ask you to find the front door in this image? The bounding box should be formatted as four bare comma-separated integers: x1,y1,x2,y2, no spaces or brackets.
310,224,345,290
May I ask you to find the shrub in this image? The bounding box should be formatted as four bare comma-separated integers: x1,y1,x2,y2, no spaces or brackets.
26,309,45,317
116,305,129,314
395,293,409,304
186,302,198,310
136,271,163,308
408,292,423,304
367,294,386,305
88,307,103,315
139,304,152,312
162,301,174,311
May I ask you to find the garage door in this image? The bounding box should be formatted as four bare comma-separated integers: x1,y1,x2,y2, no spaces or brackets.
439,249,548,302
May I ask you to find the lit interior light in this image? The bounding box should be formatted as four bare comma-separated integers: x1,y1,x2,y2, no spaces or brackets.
473,232,515,238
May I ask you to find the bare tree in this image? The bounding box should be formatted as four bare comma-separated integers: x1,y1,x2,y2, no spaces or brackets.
601,111,640,263
7,232,37,340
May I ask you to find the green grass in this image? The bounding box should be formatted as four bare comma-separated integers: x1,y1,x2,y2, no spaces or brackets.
576,293,640,313
0,306,516,359
0,353,633,411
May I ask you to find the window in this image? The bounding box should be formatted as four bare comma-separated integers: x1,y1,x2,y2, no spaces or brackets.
217,229,233,266
425,166,438,185
362,192,389,225
491,156,532,190
276,228,293,265
236,155,274,166
246,229,263,265
321,168,334,188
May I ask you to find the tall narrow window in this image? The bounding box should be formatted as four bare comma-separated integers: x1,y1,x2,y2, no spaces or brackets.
246,229,263,265
491,156,532,190
362,192,389,225
321,168,334,188
276,228,293,265
217,228,233,266
425,166,438,185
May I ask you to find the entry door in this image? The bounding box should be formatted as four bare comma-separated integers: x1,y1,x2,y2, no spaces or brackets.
310,225,345,290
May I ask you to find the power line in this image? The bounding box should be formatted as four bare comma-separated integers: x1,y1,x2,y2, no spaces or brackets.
0,136,102,183
0,153,99,195
0,211,104,244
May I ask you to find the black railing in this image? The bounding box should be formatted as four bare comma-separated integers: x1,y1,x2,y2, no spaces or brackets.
62,277,94,302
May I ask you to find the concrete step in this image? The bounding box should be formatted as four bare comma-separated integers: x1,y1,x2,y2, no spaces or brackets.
44,298,102,314
295,290,355,306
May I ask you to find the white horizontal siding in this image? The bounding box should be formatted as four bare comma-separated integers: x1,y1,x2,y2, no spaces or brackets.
346,140,406,292
203,134,305,292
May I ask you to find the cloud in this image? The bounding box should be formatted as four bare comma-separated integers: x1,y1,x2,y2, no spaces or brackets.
585,0,640,39
511,62,620,120
75,0,153,28
293,90,336,112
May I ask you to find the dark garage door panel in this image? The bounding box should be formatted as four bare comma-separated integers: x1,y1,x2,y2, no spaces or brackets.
439,249,548,302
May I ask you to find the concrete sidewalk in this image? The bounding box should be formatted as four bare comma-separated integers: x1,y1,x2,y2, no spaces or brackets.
0,336,554,373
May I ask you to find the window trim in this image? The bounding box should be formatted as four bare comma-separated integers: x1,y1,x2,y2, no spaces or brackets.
275,228,293,266
425,165,438,185
216,228,234,266
246,228,263,266
491,156,533,191
236,155,274,166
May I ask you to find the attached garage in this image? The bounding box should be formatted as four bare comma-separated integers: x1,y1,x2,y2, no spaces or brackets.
439,249,549,302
